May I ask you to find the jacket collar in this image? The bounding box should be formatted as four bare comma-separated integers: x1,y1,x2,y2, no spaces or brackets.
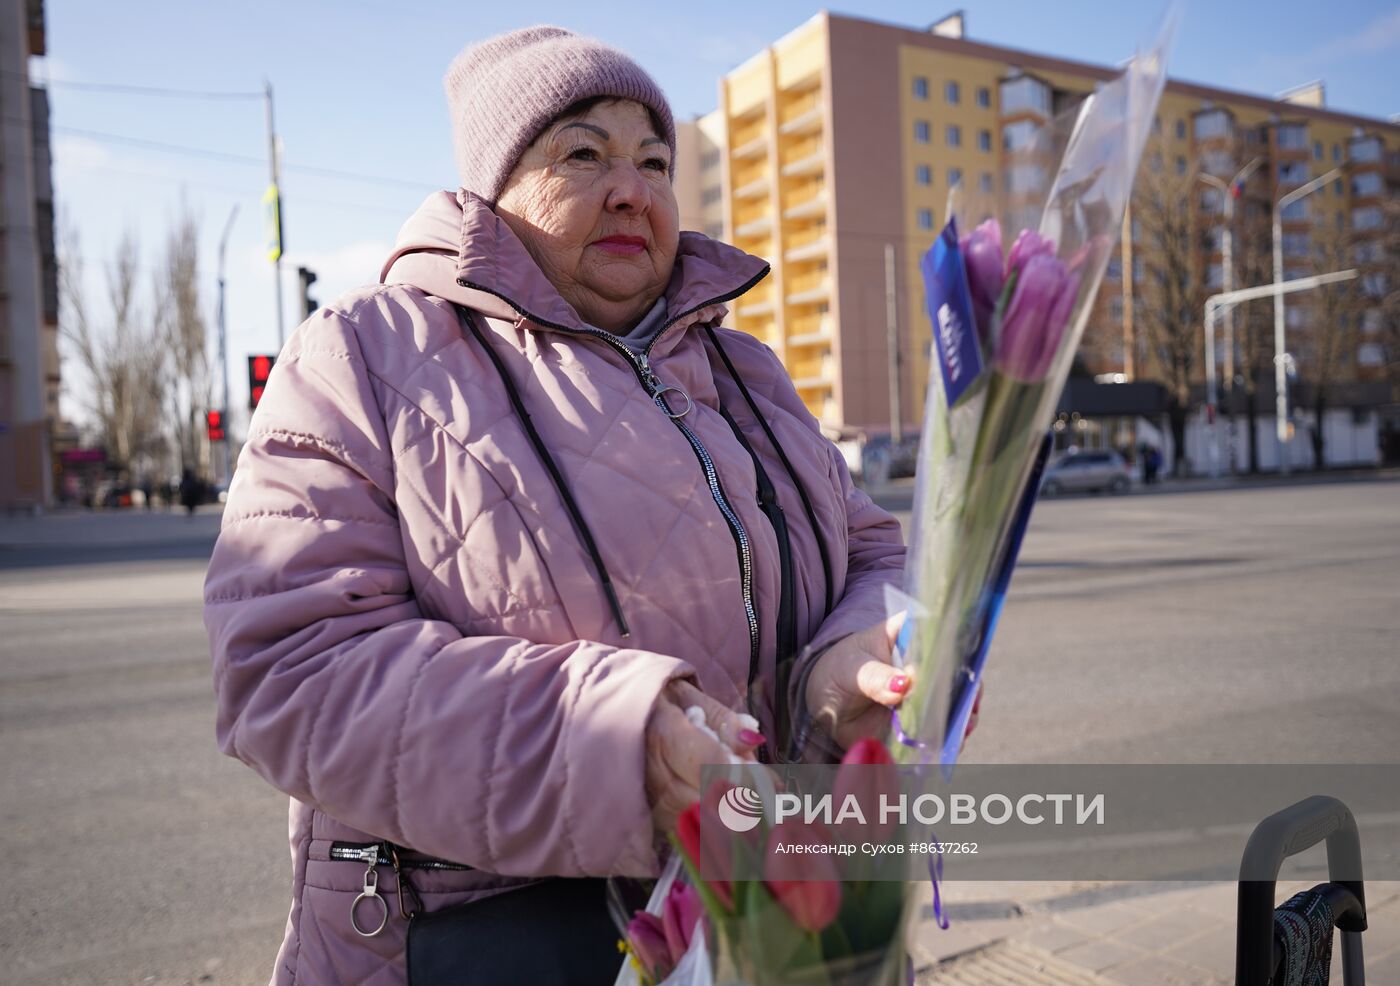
382,190,769,342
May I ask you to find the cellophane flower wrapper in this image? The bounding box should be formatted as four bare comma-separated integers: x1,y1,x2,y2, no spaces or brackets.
891,20,1173,766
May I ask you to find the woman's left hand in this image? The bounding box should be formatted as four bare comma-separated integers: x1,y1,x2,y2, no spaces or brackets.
803,612,983,753
803,612,910,751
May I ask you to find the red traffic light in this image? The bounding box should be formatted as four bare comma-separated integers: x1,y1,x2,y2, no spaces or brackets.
248,354,277,410
206,409,226,442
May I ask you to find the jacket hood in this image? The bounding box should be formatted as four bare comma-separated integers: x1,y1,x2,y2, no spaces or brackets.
380,190,769,334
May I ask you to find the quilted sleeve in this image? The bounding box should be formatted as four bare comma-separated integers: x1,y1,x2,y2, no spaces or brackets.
204,308,691,877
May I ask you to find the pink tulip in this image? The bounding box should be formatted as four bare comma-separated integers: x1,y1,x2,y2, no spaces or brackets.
626,911,675,980
997,252,1074,382
833,737,901,843
1005,228,1055,278
661,882,704,963
960,218,1004,339
764,825,842,932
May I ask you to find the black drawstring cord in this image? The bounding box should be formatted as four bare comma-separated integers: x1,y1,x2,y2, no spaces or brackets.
457,306,630,638
703,325,834,617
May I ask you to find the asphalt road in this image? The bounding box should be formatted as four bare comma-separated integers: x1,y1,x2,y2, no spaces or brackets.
1,478,1397,985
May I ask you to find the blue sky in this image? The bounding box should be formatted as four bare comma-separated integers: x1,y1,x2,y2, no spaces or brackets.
40,1,1400,426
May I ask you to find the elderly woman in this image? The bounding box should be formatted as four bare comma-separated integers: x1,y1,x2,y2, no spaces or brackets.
205,26,912,986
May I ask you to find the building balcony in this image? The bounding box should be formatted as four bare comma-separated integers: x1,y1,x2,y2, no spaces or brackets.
733,176,771,200
734,215,773,239
791,375,834,391
731,133,769,161
784,235,829,264
786,279,831,306
781,150,825,178
779,107,823,137
737,298,776,318
783,193,827,221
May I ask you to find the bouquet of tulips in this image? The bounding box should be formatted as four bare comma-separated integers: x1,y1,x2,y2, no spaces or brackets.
891,22,1173,766
614,739,908,986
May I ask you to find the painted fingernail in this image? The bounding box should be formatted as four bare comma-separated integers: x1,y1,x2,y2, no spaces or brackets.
738,728,766,747
889,675,910,694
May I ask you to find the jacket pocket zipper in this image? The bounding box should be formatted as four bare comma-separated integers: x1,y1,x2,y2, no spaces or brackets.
329,840,474,872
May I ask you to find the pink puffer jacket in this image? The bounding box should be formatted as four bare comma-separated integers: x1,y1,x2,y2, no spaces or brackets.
204,189,904,985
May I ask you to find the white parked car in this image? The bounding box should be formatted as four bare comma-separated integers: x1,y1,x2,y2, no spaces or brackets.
1040,449,1132,495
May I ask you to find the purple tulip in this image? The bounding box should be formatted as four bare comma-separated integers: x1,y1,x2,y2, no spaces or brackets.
626,911,675,980
997,252,1072,382
1004,229,1055,279
960,218,1004,340
661,882,703,963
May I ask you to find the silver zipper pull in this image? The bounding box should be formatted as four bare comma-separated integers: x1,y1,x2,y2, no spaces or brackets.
636,352,693,418
350,844,389,937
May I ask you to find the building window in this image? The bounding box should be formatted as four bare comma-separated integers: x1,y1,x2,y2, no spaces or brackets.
1282,232,1309,256
1356,241,1382,264
701,186,723,205
916,164,932,185
1351,172,1383,197
1175,119,1186,140
1280,199,1308,221
1276,123,1307,150
1002,119,1037,151
1175,156,1186,175
1332,144,1341,162
946,124,961,148
1206,263,1224,288
948,167,963,187
1362,272,1387,296
915,120,930,143
1353,206,1383,230
913,76,929,100
976,86,991,108
1359,343,1384,367
1152,115,1162,135
979,171,993,194
977,129,992,152
1200,187,1223,211
1193,110,1232,140
1000,75,1051,116
917,208,934,230
1313,140,1324,160
1202,149,1233,175
945,80,960,104
1334,178,1344,197
1349,137,1382,162
1278,160,1310,185
1106,257,1122,280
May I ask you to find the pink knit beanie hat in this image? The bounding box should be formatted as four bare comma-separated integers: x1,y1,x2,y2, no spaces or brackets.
444,25,677,204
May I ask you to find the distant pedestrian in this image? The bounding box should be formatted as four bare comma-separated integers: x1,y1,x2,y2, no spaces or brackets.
178,469,200,516
1144,446,1161,485
141,477,155,511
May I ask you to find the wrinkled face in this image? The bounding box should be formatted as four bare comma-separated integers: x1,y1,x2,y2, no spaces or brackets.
496,99,679,333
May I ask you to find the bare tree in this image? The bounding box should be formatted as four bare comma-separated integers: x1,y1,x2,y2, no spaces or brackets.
1132,143,1205,476
153,205,210,475
59,223,169,478
1302,216,1366,468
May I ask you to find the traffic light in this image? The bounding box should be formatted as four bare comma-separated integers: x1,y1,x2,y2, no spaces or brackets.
298,266,319,318
248,354,277,410
206,409,226,442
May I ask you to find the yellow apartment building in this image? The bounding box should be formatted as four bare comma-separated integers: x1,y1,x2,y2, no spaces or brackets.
679,11,1399,443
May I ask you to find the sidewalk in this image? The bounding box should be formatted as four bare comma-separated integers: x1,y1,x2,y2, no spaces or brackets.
910,879,1400,984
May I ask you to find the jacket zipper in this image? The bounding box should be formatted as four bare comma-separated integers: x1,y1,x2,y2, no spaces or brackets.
329,840,474,872
456,274,770,680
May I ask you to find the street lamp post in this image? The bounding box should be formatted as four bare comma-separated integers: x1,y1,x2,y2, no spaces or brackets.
216,205,239,486
1272,165,1344,474
1198,158,1261,474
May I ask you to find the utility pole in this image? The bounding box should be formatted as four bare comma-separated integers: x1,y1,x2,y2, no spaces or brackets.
1198,157,1261,474
265,80,285,349
884,244,903,446
216,204,239,485
1273,165,1343,474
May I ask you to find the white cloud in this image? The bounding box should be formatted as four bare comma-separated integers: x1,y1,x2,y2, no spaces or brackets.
51,135,112,175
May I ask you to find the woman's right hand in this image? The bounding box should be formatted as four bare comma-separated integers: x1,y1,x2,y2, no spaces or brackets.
644,679,764,833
